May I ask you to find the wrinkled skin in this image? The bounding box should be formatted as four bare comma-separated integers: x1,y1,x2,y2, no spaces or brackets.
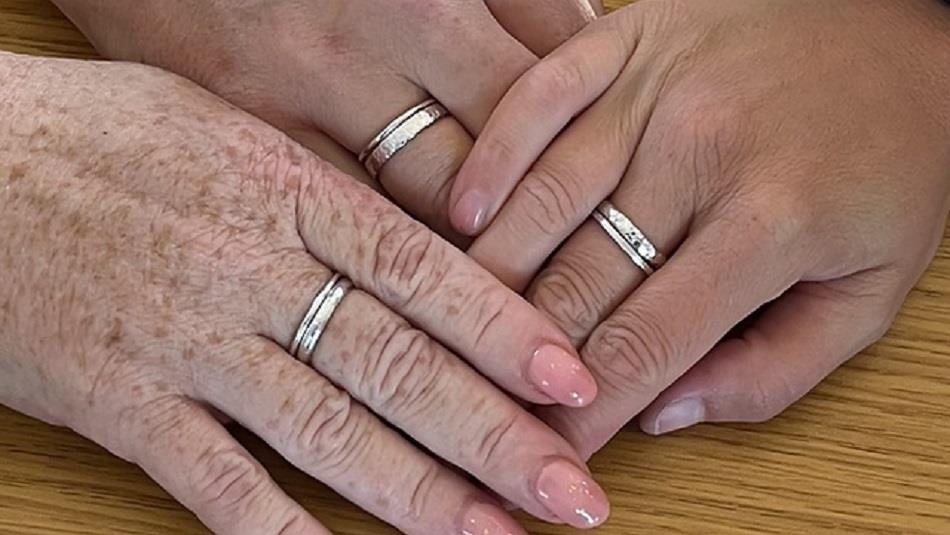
0,53,612,534
449,0,950,457
53,0,603,241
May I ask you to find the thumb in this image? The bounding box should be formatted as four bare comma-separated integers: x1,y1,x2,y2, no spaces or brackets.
639,277,902,435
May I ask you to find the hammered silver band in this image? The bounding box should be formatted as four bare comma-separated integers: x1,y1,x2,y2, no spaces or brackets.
289,274,353,365
358,98,449,178
592,200,666,275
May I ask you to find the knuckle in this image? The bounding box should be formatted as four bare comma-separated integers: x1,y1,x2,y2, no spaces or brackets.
286,385,369,476
529,261,606,344
518,161,584,233
588,306,675,392
469,411,520,471
743,191,811,250
110,395,186,462
479,131,523,173
467,285,510,349
191,446,269,514
666,88,753,184
526,57,587,102
369,218,446,308
235,133,316,200
746,376,795,423
400,461,442,523
361,321,446,414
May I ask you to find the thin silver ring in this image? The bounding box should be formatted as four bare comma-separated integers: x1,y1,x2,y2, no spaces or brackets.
592,200,666,275
290,274,353,365
358,99,435,163
358,99,449,178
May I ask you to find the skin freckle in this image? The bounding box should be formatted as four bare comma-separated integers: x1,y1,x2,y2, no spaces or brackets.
9,163,26,181
278,397,294,415
104,318,123,349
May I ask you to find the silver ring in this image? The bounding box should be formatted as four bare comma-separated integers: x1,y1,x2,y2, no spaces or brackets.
357,98,449,178
289,274,353,365
592,200,666,275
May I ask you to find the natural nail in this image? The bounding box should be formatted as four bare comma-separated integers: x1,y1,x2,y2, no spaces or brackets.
459,502,527,535
575,0,597,20
536,459,610,529
651,397,706,435
453,190,488,235
529,345,597,407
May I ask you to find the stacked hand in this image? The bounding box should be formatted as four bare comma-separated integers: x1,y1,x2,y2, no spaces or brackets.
2,0,950,534
54,0,601,240
0,55,608,534
449,0,950,456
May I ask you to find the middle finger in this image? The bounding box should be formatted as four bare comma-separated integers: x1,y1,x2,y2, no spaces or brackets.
219,253,610,529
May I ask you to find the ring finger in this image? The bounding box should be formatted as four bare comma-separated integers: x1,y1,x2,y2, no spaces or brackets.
217,253,610,529
526,150,694,346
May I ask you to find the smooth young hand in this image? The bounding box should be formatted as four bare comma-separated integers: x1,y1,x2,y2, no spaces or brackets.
53,0,602,242
450,0,950,457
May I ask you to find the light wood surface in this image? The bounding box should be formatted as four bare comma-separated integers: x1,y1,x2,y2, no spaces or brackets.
2,1,949,533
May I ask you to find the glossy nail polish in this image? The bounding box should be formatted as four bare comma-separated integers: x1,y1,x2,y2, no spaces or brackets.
529,345,597,407
459,502,527,535
536,459,610,529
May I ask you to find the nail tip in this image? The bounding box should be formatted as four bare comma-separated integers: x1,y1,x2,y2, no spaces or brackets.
536,459,611,530
530,345,598,407
652,398,706,435
452,190,488,236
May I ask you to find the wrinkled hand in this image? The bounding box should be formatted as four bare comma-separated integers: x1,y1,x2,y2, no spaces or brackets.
449,0,950,457
53,0,601,242
0,53,610,533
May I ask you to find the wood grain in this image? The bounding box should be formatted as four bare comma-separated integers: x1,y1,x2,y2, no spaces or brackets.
1,1,949,533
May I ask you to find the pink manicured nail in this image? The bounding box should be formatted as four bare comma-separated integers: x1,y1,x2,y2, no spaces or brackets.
650,398,706,435
452,190,488,235
536,459,610,529
529,345,597,407
459,502,527,535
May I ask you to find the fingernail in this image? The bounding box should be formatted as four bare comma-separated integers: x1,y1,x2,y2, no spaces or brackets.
459,502,527,535
575,0,597,20
453,190,488,235
651,398,706,435
536,459,610,529
529,345,597,407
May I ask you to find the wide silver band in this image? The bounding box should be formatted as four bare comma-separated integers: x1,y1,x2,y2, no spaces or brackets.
358,98,449,178
289,274,353,365
592,200,666,275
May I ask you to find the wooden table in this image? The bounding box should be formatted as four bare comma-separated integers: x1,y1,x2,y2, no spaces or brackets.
1,1,949,533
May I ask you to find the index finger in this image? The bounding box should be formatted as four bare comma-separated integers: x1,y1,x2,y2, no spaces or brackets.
295,158,597,408
449,11,643,237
